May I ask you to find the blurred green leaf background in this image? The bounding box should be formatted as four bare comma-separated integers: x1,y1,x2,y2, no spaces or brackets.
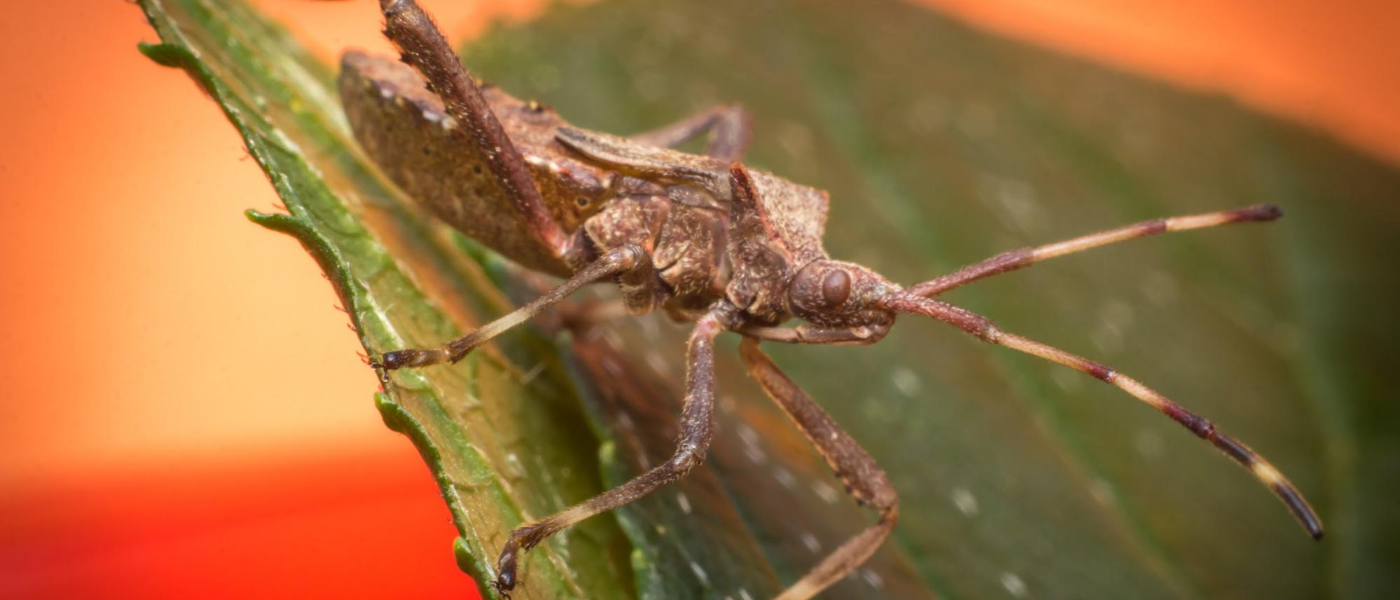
140,0,1400,598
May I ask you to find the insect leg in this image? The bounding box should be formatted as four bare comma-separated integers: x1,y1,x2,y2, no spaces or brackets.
556,298,632,330
906,204,1282,297
375,244,648,370
738,338,898,600
881,292,1325,539
631,104,754,161
556,127,732,198
492,314,723,596
377,0,570,256
737,323,891,346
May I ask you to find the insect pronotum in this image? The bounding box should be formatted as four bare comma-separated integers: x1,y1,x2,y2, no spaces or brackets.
343,1,1323,598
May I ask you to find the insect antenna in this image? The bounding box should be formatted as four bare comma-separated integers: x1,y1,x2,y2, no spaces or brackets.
906,204,1282,297
879,292,1324,539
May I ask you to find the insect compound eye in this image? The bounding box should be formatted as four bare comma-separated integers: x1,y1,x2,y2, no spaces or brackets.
821,269,852,306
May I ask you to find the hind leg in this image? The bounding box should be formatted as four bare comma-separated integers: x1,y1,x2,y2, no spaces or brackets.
377,0,571,256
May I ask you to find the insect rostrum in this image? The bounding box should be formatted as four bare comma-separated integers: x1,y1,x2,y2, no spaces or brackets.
352,1,1322,598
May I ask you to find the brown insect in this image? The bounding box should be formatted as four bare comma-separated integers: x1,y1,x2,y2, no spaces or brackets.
346,1,1323,598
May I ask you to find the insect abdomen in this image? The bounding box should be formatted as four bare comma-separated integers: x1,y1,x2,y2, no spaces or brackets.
339,51,572,276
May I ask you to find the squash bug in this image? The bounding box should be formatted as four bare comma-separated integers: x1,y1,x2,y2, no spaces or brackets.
345,1,1323,598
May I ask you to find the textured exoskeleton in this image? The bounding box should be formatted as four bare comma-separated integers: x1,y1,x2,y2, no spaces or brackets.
345,2,1322,599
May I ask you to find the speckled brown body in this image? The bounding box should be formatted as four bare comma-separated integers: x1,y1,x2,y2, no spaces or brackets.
341,51,748,320
353,2,1321,598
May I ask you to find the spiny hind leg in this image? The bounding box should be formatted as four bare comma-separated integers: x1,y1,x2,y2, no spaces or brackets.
631,104,754,161
491,314,724,597
377,0,570,255
739,338,899,600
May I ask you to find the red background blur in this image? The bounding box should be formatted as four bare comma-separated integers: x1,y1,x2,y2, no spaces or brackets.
2,1,1396,598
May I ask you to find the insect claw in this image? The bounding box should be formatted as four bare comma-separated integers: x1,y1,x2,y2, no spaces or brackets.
490,576,514,600
367,356,393,389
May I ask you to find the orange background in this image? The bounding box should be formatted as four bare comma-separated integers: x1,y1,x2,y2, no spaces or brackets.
1,0,1396,598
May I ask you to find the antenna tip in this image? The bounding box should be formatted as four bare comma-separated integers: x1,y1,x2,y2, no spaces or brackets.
1239,203,1284,222
1288,500,1325,541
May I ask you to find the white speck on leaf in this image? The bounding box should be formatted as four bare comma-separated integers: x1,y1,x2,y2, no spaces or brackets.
812,480,840,504
774,467,797,489
1000,572,1028,598
862,568,885,589
690,561,710,585
951,486,979,516
892,367,922,396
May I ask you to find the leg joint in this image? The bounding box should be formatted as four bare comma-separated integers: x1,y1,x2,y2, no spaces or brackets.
879,501,900,526
847,465,898,513
666,443,707,473
609,243,647,270
380,0,406,16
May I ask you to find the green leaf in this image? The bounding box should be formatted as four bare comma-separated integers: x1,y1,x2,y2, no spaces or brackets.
138,2,633,599
140,0,1400,599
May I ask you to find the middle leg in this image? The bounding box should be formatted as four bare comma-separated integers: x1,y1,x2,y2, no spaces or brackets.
739,338,899,600
492,313,725,596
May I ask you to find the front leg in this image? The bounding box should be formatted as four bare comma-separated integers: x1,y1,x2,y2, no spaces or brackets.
739,339,899,600
492,314,724,597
